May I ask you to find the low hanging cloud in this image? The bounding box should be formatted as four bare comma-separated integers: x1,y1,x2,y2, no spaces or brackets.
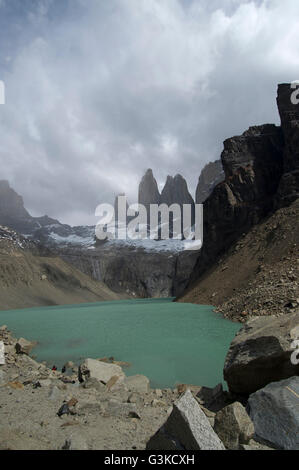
0,0,298,225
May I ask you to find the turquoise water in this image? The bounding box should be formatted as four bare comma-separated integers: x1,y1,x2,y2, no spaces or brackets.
0,299,240,389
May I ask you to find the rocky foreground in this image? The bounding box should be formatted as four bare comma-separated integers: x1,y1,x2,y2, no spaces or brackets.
1,312,298,451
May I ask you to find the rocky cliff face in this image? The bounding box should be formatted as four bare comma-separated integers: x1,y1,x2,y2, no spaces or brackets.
138,169,160,209
57,245,197,298
195,160,224,203
276,83,299,206
0,180,30,220
160,174,195,234
190,124,284,281
160,174,194,208
184,83,299,297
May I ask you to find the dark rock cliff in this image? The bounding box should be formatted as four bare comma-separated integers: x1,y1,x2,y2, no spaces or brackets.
57,246,197,298
187,83,298,286
276,83,299,206
138,169,160,210
160,174,194,208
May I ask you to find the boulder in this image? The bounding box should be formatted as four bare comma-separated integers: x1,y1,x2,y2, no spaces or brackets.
214,402,254,450
78,358,124,384
198,406,216,428
146,389,225,450
124,375,150,394
15,338,37,355
248,376,299,450
223,311,299,395
196,383,225,410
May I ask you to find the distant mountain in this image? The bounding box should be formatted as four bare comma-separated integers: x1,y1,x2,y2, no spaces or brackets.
195,160,224,203
138,170,195,235
138,169,160,209
0,180,95,247
160,174,194,208
0,179,197,298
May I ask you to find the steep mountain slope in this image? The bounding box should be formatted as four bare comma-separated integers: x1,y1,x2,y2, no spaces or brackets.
179,199,299,321
179,83,299,318
0,226,122,311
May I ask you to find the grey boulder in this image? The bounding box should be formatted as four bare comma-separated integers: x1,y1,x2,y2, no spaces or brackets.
146,389,225,450
78,358,124,384
224,311,299,395
248,376,299,450
124,375,150,394
214,401,254,449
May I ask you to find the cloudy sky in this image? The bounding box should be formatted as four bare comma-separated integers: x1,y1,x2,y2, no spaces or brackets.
0,0,298,225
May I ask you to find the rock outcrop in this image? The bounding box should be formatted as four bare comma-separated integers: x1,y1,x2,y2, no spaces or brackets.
138,169,160,220
78,358,125,384
195,160,224,203
276,83,299,206
223,311,299,395
124,375,150,394
146,389,225,450
183,84,299,299
248,377,299,450
138,170,195,236
160,174,194,208
214,402,254,450
159,174,195,237
190,124,284,282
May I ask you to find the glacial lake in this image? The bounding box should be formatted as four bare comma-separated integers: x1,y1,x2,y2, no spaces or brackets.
0,299,240,389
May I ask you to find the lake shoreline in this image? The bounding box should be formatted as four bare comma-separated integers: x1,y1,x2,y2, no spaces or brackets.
0,299,240,389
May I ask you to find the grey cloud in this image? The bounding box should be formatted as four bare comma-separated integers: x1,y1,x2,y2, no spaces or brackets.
0,0,298,225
